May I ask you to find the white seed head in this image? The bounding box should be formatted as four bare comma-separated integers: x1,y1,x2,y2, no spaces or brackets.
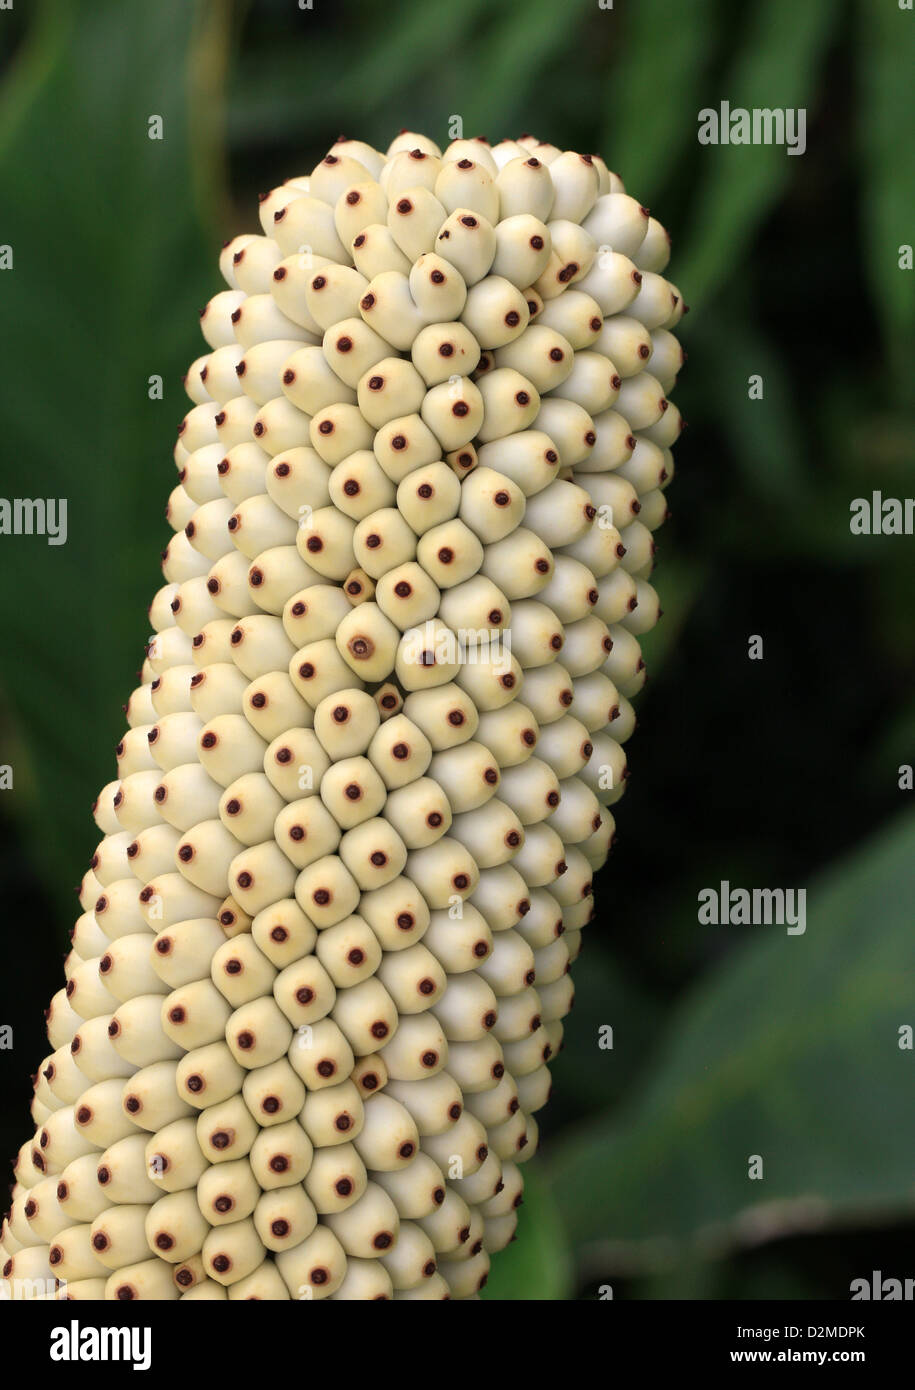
12,129,687,1302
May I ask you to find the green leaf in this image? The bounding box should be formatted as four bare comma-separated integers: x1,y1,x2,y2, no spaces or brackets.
548,811,915,1261
546,942,664,1121
457,0,594,138
227,0,497,144
480,1166,572,1300
856,0,915,395
678,0,837,306
0,0,222,919
603,0,718,200
636,552,706,680
688,308,812,508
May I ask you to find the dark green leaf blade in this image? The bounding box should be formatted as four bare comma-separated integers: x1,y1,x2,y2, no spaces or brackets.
481,1166,572,1300
0,0,219,920
678,0,837,306
549,812,915,1258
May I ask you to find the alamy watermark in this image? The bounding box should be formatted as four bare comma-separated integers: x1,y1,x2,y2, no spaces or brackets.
849,493,914,535
400,623,512,672
0,1276,59,1301
698,881,807,935
49,1320,151,1369
698,102,807,157
0,498,67,545
850,1271,915,1300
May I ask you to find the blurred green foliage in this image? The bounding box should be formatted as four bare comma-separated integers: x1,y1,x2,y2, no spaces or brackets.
0,0,912,1300
0,0,215,910
552,813,915,1252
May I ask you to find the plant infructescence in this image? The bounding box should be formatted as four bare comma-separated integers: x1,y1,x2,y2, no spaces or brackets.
1,132,685,1300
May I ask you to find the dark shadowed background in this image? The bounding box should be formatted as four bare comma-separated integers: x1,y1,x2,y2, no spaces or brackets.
0,0,912,1299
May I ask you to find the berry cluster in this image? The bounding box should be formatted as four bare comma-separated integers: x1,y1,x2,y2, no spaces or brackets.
2,131,684,1300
